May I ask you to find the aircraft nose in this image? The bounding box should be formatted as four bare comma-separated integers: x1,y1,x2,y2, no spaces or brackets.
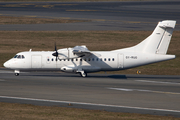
3,61,9,68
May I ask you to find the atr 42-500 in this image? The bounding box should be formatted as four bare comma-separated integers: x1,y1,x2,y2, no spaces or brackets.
4,20,176,77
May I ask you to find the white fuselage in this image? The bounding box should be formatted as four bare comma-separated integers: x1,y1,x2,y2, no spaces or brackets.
4,50,175,73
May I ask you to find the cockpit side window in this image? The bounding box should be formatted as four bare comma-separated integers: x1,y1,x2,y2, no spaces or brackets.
14,55,25,59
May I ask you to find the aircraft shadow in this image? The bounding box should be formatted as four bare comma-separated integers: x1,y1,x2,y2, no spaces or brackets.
22,72,180,80
22,72,127,79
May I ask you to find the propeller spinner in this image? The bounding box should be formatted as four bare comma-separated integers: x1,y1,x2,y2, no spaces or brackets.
52,43,58,61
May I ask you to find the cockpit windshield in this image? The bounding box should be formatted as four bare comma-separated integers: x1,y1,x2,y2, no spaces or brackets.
14,55,18,58
14,55,25,59
17,55,21,59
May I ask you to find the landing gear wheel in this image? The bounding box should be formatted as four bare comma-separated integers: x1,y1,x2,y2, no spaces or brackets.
15,73,19,76
80,72,87,77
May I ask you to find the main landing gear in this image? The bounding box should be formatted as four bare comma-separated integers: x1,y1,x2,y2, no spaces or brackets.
80,72,87,77
77,68,87,77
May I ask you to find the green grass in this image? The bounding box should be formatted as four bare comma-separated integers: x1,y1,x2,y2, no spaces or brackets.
0,102,180,120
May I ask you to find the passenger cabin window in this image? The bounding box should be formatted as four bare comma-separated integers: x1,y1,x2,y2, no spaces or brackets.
104,58,106,61
108,58,110,61
52,58,53,61
112,58,114,61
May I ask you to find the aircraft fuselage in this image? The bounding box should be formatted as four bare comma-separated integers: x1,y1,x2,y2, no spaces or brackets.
4,50,175,73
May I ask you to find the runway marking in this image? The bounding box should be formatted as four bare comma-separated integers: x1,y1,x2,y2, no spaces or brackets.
135,80,180,85
108,88,180,95
0,95,180,113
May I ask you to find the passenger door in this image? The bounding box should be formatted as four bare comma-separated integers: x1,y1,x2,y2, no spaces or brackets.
118,53,124,68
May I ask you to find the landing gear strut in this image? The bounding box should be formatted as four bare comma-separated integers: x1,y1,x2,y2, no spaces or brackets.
77,68,87,77
80,72,87,77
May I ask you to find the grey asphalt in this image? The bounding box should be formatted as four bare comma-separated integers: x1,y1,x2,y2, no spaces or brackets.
0,1,180,31
0,68,180,117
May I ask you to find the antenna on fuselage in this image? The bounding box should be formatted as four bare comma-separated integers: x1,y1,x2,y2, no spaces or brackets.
29,49,32,52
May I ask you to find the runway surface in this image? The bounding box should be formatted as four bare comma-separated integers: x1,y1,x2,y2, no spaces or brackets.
0,1,180,31
0,68,180,117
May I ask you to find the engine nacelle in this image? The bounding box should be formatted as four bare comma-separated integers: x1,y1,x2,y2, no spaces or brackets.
58,48,78,59
61,66,76,73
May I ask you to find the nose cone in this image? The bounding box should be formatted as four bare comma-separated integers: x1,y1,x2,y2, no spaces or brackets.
3,61,9,68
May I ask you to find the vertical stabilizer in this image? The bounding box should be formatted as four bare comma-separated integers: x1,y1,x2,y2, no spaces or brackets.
156,21,176,54
135,20,176,54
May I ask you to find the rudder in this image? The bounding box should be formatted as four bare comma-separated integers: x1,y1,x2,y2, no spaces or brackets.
134,20,176,54
156,20,176,54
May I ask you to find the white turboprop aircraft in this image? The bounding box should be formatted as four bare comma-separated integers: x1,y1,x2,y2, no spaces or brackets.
3,20,176,77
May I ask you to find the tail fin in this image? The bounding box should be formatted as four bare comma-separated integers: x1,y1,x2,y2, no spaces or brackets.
135,20,176,54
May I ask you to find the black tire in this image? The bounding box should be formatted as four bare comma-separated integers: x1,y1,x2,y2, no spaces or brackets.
15,73,19,76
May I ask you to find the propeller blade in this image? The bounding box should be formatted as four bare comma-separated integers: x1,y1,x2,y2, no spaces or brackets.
52,42,58,61
55,42,57,51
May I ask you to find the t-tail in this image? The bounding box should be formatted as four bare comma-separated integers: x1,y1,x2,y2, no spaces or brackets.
134,20,176,55
114,20,176,68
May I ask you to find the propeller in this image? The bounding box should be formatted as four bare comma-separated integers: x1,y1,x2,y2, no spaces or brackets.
52,43,58,61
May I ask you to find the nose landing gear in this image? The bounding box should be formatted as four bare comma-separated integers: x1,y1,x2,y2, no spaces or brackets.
15,73,19,76
14,70,20,76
